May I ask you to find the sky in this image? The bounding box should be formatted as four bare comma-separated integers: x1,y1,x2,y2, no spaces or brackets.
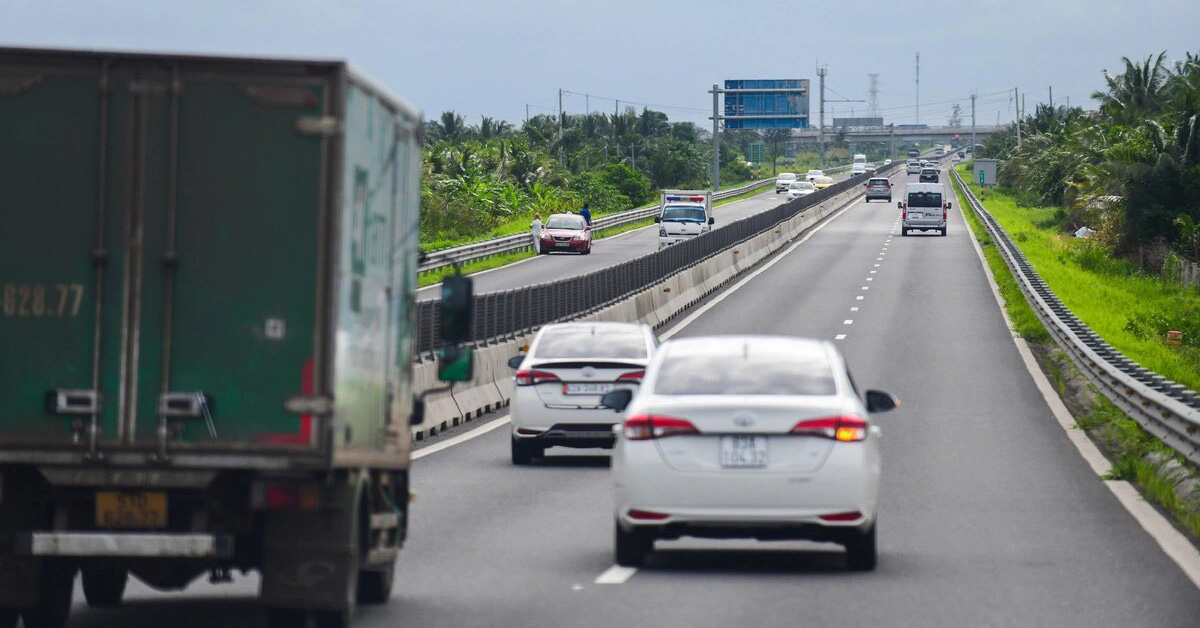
2,0,1197,129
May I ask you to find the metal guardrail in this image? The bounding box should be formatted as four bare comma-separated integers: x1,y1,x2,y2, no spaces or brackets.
418,163,861,275
412,163,901,356
950,167,1200,466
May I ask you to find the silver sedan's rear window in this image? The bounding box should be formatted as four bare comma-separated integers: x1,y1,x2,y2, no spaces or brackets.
653,349,836,396
535,327,647,359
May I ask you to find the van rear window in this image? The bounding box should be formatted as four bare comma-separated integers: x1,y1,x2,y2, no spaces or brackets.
908,192,942,208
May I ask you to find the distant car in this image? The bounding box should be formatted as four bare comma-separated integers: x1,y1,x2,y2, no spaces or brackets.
883,159,892,166
957,151,965,159
900,182,949,236
919,168,940,183
775,172,797,193
805,169,825,182
508,322,658,464
864,177,892,202
813,175,835,189
864,162,876,172
906,161,921,175
787,180,817,200
538,213,592,254
851,163,867,176
605,335,899,569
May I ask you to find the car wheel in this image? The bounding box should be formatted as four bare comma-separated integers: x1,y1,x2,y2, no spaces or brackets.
511,436,542,465
21,563,74,628
844,524,877,571
901,228,908,236
582,244,591,255
614,521,653,567
356,559,395,605
81,565,127,607
940,228,947,237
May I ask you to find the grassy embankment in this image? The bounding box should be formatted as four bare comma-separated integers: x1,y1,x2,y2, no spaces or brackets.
949,166,1200,540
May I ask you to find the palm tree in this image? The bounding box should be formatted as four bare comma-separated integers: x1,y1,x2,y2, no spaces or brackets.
428,110,470,144
1092,52,1171,126
479,116,512,141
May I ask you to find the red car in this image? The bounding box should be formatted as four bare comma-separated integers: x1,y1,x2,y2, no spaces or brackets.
539,213,592,254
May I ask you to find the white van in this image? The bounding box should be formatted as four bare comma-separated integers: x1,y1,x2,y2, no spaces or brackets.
851,153,868,175
899,182,949,236
657,190,714,249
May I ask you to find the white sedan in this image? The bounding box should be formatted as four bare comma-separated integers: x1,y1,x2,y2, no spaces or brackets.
603,335,898,569
508,322,658,464
786,180,816,200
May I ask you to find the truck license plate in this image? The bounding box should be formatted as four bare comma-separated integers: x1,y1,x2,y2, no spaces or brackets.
96,491,167,529
720,436,768,468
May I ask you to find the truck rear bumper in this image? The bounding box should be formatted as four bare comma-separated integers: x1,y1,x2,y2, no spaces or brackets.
18,532,233,558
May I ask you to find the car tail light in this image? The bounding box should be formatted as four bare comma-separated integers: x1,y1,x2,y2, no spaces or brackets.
628,509,670,521
943,205,948,221
617,371,644,382
624,415,699,440
515,370,560,386
819,511,863,522
902,206,907,221
790,415,868,442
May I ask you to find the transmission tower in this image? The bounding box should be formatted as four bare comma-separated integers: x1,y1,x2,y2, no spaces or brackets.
867,74,880,118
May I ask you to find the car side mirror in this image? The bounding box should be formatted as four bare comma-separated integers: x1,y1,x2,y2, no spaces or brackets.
708,217,715,225
585,226,592,231
507,356,524,369
946,202,953,209
866,390,899,413
653,216,661,223
437,275,474,382
896,201,904,209
601,389,634,412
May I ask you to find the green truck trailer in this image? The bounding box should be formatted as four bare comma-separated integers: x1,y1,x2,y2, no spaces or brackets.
0,47,424,627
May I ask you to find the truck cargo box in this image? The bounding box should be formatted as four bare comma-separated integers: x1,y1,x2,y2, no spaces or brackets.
0,47,422,471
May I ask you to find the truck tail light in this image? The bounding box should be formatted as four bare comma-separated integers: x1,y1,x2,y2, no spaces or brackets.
624,415,699,440
515,370,560,386
260,483,320,511
819,511,863,522
790,416,868,442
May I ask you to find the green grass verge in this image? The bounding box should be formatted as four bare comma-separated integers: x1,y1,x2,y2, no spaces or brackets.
953,164,1200,392
948,173,1051,343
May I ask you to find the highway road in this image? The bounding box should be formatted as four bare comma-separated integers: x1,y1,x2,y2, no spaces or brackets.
417,171,858,300
63,167,1200,627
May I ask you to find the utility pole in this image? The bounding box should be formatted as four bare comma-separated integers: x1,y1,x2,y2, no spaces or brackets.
915,52,920,125
817,67,827,167
889,123,895,158
711,83,720,192
970,92,977,153
1014,87,1021,147
615,99,619,116
585,93,589,116
867,73,880,118
558,88,564,164
525,104,529,126
1049,85,1053,110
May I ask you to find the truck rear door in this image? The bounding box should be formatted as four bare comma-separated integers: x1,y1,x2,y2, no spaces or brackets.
0,51,338,465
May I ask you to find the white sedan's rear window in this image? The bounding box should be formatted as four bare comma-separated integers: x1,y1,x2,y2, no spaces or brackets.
654,351,836,396
536,327,647,359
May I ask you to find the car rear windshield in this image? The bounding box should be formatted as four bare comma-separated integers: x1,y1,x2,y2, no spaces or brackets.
777,173,796,180
868,179,889,186
546,216,584,229
661,206,706,222
536,327,647,359
653,349,836,396
908,191,942,208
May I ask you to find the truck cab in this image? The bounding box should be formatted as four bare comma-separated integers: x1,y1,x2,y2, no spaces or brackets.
656,190,714,250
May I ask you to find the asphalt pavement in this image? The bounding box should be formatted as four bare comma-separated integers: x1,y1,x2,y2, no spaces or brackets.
65,167,1200,627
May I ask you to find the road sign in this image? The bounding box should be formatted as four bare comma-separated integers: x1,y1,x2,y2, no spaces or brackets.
747,142,764,163
979,169,985,185
722,79,809,129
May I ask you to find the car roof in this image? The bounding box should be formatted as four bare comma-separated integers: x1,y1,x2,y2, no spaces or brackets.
777,172,796,177
660,335,835,365
546,213,584,221
868,177,889,183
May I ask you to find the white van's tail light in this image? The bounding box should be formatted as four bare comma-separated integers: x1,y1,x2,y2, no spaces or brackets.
819,511,863,522
624,415,699,440
515,370,560,386
790,415,868,442
617,371,644,382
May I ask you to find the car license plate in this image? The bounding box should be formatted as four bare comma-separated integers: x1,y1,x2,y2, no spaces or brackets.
720,435,768,468
555,242,570,247
96,491,167,529
564,383,614,395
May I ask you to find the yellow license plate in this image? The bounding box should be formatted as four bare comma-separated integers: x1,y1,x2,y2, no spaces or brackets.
96,491,167,529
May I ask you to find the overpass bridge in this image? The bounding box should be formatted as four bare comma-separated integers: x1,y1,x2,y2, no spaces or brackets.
790,124,1003,146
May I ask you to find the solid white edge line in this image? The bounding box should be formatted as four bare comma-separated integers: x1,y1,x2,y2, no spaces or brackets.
412,415,511,460
595,565,638,584
956,189,1200,591
661,195,867,340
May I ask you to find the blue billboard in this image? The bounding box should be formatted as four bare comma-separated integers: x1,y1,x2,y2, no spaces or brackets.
723,79,810,129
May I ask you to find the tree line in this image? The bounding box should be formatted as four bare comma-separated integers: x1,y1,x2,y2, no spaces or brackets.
420,108,754,248
977,51,1200,270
